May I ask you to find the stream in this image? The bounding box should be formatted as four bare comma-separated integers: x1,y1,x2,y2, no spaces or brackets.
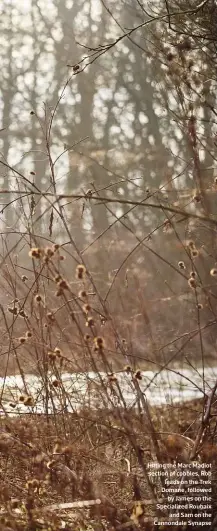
0,365,216,415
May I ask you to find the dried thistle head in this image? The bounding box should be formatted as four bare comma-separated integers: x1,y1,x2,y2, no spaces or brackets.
25,331,32,338
197,303,203,310
76,264,86,280
84,334,90,341
210,268,217,277
21,275,28,282
190,271,196,278
178,261,185,270
29,247,42,259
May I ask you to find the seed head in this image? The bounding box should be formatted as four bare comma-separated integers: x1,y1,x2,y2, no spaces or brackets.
19,309,28,318
94,336,104,348
54,347,62,356
167,52,174,61
21,275,28,282
53,243,60,251
19,336,26,344
178,38,192,51
45,247,54,258
47,460,56,469
26,478,39,489
190,271,196,278
29,247,42,259
55,288,63,297
84,334,90,341
210,268,217,277
19,395,25,402
100,315,106,325
62,445,72,455
30,110,35,115
52,379,61,388
83,303,91,313
134,369,142,380
25,331,32,338
30,171,35,176
24,396,35,407
86,317,94,327
11,499,19,509
191,249,199,258
108,373,117,383
35,294,42,303
8,306,18,315
188,277,197,289
124,365,132,373
54,275,62,283
79,290,87,299
58,279,69,290
197,303,203,310
47,312,55,321
76,264,86,280
193,193,201,203
48,351,56,361
73,64,80,72
178,261,185,270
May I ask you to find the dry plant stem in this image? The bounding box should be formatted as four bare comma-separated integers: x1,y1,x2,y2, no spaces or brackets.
2,187,217,226
191,378,217,459
133,378,162,465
